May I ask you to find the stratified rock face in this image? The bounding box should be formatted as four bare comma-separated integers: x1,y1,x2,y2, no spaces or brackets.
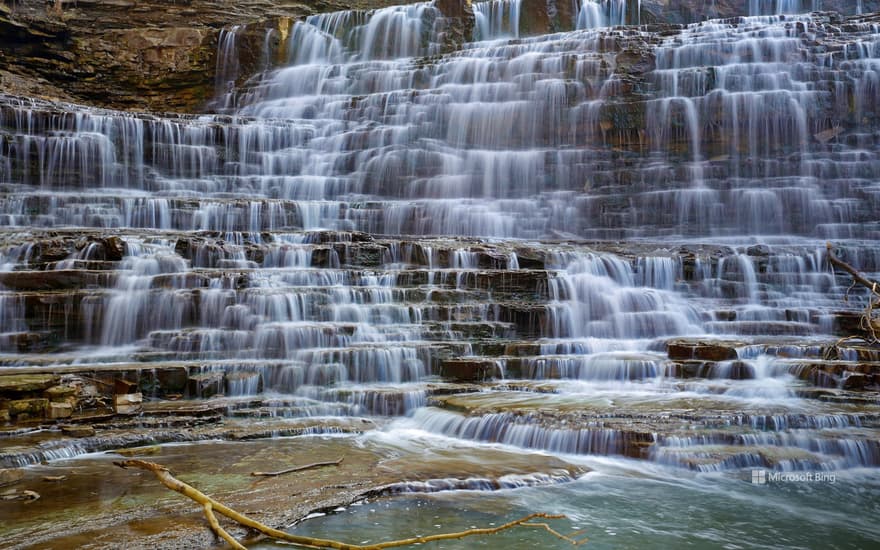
0,0,221,110
0,0,440,112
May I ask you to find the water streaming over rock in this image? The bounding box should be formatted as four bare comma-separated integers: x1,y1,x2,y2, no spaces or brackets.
749,0,820,15
473,0,522,39
1,1,879,477
577,0,632,29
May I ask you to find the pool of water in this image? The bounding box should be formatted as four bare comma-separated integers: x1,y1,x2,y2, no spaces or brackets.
268,457,880,549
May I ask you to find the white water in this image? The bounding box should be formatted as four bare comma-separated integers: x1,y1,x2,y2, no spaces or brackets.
0,0,879,486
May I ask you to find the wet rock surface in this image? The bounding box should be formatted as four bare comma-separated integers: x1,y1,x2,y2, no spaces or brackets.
0,424,585,549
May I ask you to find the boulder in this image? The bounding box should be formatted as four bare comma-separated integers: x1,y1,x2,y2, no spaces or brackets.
114,379,139,395
61,425,96,438
8,398,48,418
114,393,143,415
155,367,189,394
667,339,743,361
187,372,225,398
44,385,77,402
48,401,73,420
746,244,771,257
842,373,870,391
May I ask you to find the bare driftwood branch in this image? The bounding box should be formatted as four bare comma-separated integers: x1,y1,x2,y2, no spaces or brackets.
827,242,880,343
251,457,343,477
204,501,246,550
114,459,585,549
827,242,880,294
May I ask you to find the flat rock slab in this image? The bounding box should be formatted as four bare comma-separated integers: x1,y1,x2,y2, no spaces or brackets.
0,374,58,394
0,468,24,487
0,431,585,549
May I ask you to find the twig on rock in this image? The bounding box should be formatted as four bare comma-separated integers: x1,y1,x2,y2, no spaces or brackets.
251,457,343,477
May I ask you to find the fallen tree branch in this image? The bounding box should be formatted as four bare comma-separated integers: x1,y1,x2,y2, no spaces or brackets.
251,457,343,477
205,501,246,550
827,242,880,294
114,459,584,549
827,242,880,343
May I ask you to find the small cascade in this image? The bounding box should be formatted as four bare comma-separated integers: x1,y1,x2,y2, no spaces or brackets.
546,251,701,340
473,0,522,40
749,1,820,15
0,293,26,351
213,25,242,112
377,471,578,494
404,407,647,457
100,239,190,346
288,2,441,63
576,0,633,29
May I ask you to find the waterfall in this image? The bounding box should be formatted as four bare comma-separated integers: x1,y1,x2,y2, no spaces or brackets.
1,12,877,238
0,3,879,480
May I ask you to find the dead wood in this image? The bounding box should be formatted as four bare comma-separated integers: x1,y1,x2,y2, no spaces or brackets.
251,457,343,477
114,459,586,549
827,242,880,343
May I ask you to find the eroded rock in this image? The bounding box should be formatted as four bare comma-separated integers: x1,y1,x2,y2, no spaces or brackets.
61,425,96,438
7,398,48,418
0,468,24,487
113,393,143,415
667,339,744,361
440,359,503,381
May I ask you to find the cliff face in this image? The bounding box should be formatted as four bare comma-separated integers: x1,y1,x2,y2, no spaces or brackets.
0,0,427,112
0,0,878,113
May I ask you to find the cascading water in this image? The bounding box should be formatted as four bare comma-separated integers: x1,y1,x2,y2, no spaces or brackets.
473,0,521,40
1,2,880,546
213,25,242,111
749,0,820,15
576,0,633,29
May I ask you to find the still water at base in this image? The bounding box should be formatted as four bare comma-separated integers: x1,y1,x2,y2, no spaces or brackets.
264,458,880,549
